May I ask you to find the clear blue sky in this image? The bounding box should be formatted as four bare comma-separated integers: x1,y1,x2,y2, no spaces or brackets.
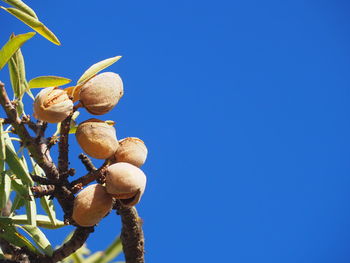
1,0,350,262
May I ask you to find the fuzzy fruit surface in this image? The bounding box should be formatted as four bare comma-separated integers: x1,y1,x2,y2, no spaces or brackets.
72,184,113,227
115,137,148,167
33,87,73,123
79,72,124,115
106,162,147,207
76,118,119,159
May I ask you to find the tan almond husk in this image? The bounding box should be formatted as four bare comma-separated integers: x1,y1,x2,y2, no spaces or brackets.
105,162,146,207
33,87,73,123
114,137,148,167
79,72,123,115
76,118,119,159
72,184,113,227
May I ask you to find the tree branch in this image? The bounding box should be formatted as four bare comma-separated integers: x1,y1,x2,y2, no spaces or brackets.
31,185,55,198
51,226,94,263
58,115,72,176
0,82,60,182
79,154,96,172
0,82,76,221
115,203,145,263
70,162,108,188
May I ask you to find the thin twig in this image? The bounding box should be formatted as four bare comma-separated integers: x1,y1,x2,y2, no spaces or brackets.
30,175,52,185
115,203,145,263
79,154,96,172
31,185,55,198
70,161,108,189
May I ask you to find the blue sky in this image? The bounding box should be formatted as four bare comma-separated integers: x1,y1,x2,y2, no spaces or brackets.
1,0,350,262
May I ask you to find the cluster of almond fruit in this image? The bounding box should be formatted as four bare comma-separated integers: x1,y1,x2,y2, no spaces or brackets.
32,72,148,227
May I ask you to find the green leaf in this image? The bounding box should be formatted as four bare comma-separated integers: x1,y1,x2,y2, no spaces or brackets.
1,0,38,19
3,131,15,151
8,33,28,98
20,154,29,171
0,217,38,252
28,76,71,89
10,193,25,214
0,31,35,70
8,34,30,99
16,224,53,255
84,252,104,263
77,56,122,85
10,214,65,229
0,174,11,212
0,120,6,160
5,141,33,185
93,236,123,263
29,155,44,176
40,196,57,227
1,7,60,45
71,252,85,263
25,188,36,226
26,88,34,99
10,176,32,200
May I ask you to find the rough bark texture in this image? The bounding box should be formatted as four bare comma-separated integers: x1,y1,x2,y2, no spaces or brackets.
115,202,145,263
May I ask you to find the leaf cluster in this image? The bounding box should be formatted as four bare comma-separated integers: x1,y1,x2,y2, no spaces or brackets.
0,1,125,262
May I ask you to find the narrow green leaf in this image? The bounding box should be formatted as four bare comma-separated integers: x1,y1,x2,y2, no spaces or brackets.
25,188,36,226
10,193,25,214
26,88,34,99
17,224,53,255
10,214,65,229
8,56,20,95
10,176,32,200
20,154,29,171
1,7,60,45
77,56,122,85
0,218,38,252
3,131,15,151
71,252,85,263
40,196,57,226
0,31,35,70
8,34,29,99
29,156,44,176
28,76,71,89
0,174,11,211
0,120,5,160
1,0,38,19
93,236,123,263
5,142,33,185
84,252,104,263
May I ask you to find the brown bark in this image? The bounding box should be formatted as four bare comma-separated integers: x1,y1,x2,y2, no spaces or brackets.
115,202,145,263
